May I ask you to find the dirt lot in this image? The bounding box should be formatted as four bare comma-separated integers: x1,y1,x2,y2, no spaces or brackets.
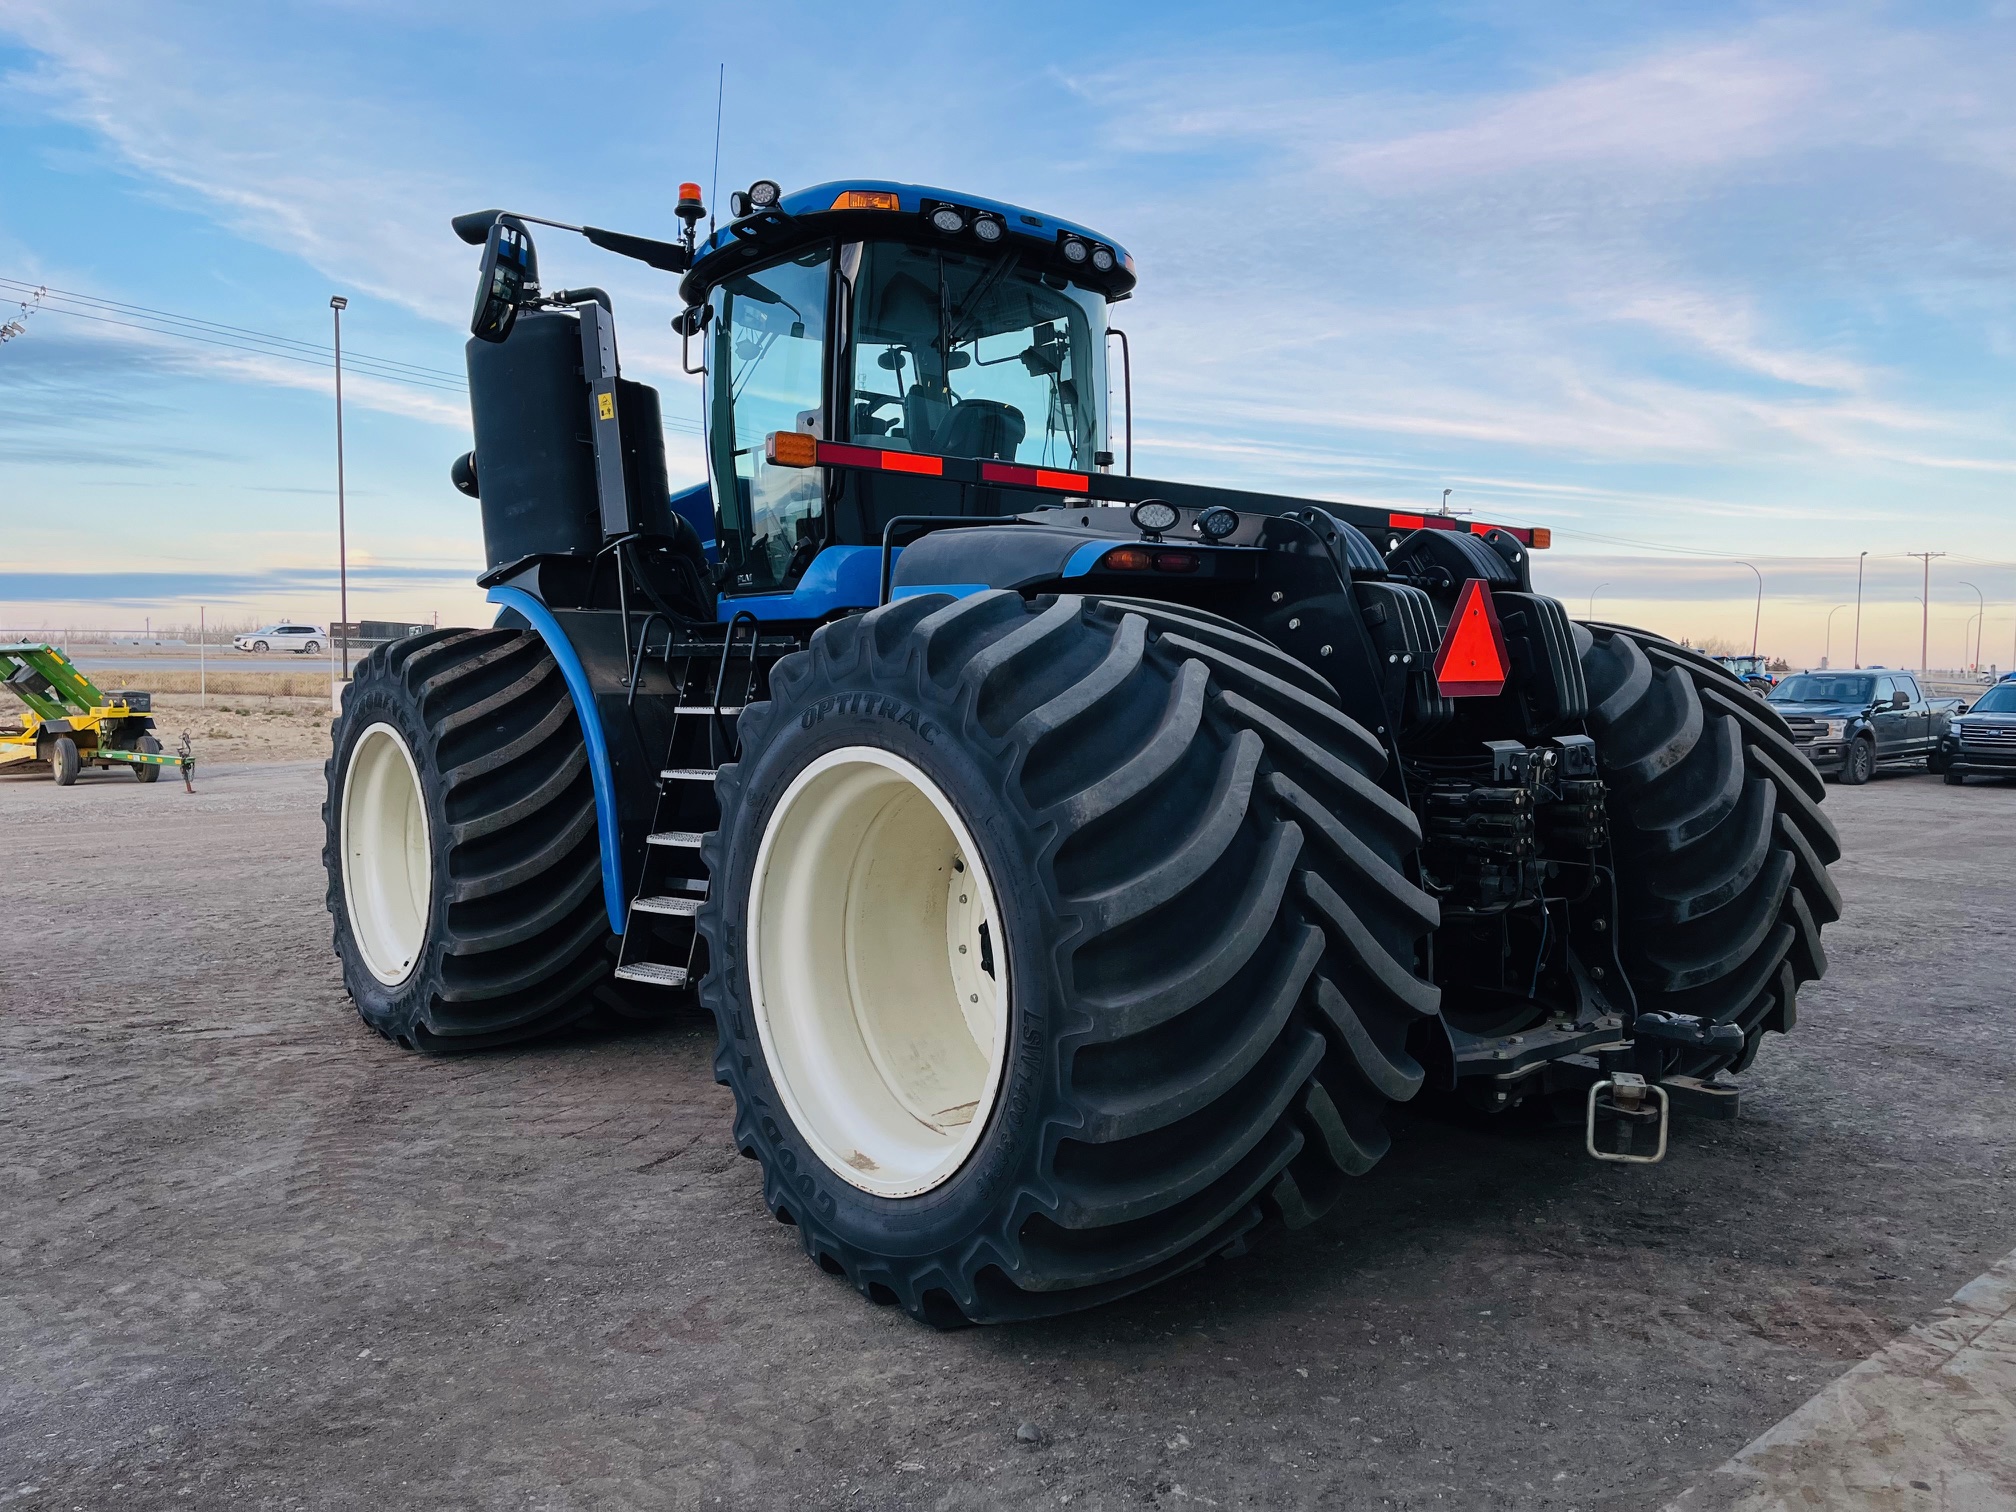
1,763,2011,1509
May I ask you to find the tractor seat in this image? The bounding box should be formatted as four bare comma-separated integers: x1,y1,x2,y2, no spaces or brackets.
935,399,1027,462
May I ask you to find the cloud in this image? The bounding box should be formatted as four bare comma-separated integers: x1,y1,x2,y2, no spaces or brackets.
0,563,479,606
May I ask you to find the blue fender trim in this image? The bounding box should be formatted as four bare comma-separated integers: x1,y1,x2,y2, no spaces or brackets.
1062,541,1117,578
488,585,628,935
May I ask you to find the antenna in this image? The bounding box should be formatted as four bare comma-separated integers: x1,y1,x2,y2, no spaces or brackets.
708,64,725,242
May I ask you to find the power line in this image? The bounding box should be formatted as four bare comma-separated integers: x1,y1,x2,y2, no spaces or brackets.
1,276,462,382
0,274,704,434
13,301,468,393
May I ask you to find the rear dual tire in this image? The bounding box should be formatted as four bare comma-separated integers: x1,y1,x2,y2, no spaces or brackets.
698,591,1440,1324
1578,625,1841,1074
323,629,615,1051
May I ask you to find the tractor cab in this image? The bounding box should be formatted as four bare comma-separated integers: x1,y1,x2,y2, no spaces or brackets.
676,181,1132,598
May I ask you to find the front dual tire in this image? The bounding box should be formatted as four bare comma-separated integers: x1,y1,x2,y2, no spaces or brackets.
323,629,615,1050
699,591,1440,1325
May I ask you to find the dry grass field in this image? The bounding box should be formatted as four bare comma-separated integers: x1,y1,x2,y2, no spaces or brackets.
4,670,336,768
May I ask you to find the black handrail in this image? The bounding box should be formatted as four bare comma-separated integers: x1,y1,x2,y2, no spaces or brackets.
710,611,760,765
625,611,675,708
877,513,1025,607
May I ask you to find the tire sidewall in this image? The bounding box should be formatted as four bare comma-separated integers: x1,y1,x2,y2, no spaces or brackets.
707,641,1064,1262
1847,736,1874,784
327,663,451,1039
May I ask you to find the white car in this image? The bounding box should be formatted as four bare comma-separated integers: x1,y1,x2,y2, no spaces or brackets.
234,623,325,654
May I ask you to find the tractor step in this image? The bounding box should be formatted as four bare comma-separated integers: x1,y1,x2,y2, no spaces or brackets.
646,830,707,849
661,768,719,782
614,961,690,988
632,894,703,918
674,705,744,716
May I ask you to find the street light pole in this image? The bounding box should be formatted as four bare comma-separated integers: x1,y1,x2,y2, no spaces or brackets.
1957,581,1984,673
1907,551,1945,675
330,295,350,680
1588,581,1609,622
1737,560,1763,660
1853,551,1868,668
1824,603,1848,668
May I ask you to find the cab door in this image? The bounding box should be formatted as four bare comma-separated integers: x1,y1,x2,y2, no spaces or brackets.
1869,675,1904,760
1893,675,1931,754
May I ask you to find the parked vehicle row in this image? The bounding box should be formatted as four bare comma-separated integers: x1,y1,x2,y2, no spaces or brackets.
1769,670,1970,784
1938,679,2016,785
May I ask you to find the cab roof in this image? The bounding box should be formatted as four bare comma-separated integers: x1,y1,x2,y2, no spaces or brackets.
679,179,1136,305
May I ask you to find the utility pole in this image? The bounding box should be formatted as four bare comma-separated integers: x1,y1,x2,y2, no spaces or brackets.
1588,581,1609,622
1957,581,1984,674
331,295,350,680
1853,551,1868,668
1907,552,1944,674
1824,603,1849,668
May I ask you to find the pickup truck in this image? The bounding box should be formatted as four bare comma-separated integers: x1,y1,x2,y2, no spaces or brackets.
1767,669,1961,784
1937,678,2016,785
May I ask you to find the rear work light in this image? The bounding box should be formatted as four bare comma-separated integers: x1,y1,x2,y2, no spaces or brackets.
832,189,900,211
1103,546,1199,573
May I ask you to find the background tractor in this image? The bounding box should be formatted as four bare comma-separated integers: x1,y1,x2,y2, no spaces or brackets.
322,178,1840,1324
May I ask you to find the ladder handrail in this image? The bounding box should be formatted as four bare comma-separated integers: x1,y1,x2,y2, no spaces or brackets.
710,611,760,766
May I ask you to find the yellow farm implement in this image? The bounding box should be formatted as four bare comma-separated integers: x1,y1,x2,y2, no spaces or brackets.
0,644,193,789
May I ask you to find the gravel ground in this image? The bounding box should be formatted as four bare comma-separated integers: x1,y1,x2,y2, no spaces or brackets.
1,761,2010,1510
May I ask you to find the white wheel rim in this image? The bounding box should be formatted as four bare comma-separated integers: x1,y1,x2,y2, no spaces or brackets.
748,745,1010,1199
340,722,432,986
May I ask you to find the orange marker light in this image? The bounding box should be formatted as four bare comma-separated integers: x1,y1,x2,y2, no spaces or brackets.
1433,579,1511,698
832,190,901,211
766,430,818,468
1529,527,1551,549
1103,547,1153,571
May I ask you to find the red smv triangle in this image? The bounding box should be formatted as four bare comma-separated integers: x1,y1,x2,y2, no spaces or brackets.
1433,578,1510,698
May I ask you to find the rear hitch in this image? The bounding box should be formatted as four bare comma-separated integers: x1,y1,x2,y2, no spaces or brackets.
1586,1072,1668,1164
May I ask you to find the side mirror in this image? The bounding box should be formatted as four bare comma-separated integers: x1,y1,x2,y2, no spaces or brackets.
470,216,536,344
1891,691,1910,709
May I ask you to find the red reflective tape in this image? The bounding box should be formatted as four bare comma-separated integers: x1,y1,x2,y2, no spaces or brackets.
881,451,943,476
816,442,883,469
980,462,1090,491
1433,578,1511,698
1470,522,1534,545
1388,513,1426,530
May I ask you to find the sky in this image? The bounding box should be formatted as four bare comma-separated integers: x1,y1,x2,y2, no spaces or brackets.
1,0,2012,669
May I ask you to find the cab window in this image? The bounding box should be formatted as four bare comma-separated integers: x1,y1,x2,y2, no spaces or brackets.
706,247,831,593
1873,676,1895,704
848,241,1105,469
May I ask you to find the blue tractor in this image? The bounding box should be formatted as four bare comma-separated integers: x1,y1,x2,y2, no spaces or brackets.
324,178,1842,1324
